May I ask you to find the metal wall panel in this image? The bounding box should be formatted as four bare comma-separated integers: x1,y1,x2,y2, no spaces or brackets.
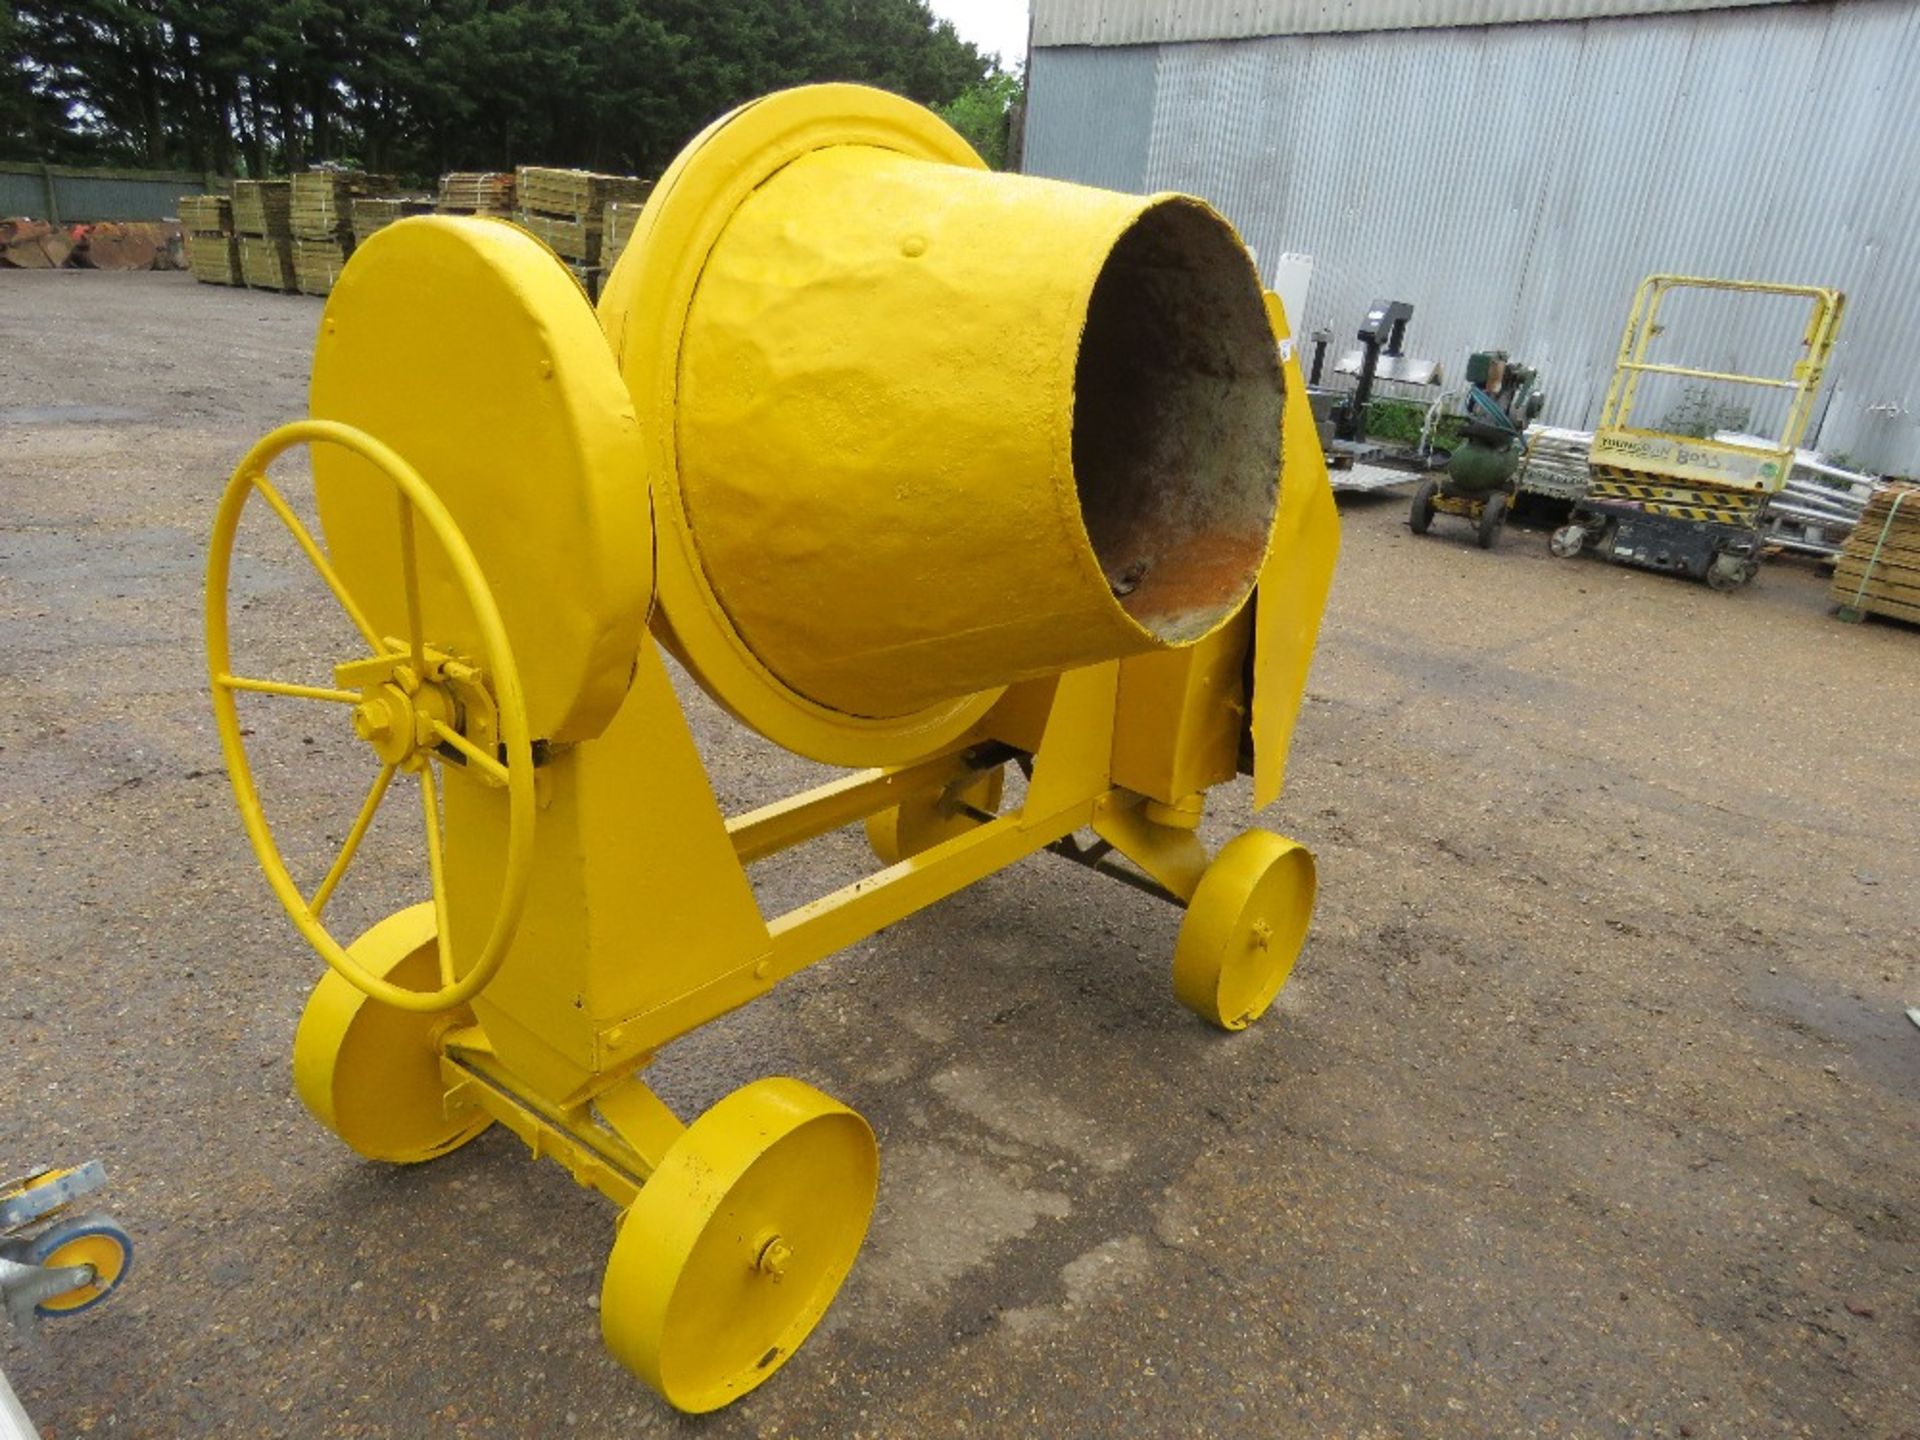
0,165,208,223
1025,0,1920,473
1023,46,1156,192
1032,0,1802,48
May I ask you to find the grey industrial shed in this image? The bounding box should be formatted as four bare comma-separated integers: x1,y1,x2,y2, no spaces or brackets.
1023,0,1920,475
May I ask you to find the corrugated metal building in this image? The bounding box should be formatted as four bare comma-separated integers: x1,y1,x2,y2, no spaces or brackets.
1023,0,1920,474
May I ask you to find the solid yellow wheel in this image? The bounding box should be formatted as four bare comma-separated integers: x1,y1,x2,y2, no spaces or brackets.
600,1077,878,1414
865,766,1005,866
1172,830,1317,1031
292,902,493,1163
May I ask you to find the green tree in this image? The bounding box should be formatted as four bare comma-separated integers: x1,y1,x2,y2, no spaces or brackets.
936,66,1021,169
1,0,994,177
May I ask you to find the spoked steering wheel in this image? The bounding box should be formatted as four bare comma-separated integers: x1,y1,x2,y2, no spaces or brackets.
205,418,535,1013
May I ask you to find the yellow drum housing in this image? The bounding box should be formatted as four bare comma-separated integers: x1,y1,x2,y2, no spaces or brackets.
205,83,1340,1414
674,145,1282,716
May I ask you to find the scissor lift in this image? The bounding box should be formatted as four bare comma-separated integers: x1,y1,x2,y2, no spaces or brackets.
1550,275,1846,590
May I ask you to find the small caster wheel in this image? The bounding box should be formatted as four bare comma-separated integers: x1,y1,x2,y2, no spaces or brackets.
866,765,1004,865
1173,830,1317,1031
1549,523,1587,558
1476,491,1508,550
1409,479,1437,535
26,1214,132,1316
601,1077,878,1413
1706,552,1756,591
293,902,493,1163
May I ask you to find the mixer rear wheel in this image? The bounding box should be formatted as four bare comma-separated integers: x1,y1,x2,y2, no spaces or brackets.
600,1077,877,1414
1173,830,1318,1031
865,767,1005,866
293,903,493,1163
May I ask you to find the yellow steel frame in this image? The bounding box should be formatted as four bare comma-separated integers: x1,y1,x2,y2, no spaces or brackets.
1591,274,1846,495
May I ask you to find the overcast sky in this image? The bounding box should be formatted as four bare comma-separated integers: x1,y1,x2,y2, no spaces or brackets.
929,0,1031,68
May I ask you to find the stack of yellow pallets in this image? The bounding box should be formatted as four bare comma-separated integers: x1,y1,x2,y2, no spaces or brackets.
1833,483,1920,626
603,200,645,271
179,194,241,286
291,172,395,296
515,166,650,295
437,172,516,217
350,196,435,247
233,180,295,292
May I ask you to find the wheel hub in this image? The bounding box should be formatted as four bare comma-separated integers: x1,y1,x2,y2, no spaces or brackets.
346,668,453,768
334,647,482,771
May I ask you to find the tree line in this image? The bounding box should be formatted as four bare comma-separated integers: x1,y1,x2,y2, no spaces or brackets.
1,1,1014,180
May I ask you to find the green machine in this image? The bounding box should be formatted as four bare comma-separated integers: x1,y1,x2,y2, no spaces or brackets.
1410,350,1543,549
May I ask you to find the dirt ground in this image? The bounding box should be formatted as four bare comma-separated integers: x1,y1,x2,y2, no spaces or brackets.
2,270,1917,1439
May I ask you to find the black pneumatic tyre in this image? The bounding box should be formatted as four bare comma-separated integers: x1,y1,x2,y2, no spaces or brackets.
1477,491,1508,550
1410,479,1437,535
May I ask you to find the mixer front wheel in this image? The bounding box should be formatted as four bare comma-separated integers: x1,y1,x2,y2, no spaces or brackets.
865,767,1005,866
600,1077,878,1414
293,903,494,1163
1173,830,1318,1031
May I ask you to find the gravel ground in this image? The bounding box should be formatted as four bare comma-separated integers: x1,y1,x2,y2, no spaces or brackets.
2,270,1917,1439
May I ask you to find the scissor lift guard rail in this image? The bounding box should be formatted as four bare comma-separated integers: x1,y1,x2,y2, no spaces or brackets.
204,85,1339,1412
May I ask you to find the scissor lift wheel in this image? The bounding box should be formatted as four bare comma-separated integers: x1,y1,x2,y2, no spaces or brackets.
865,767,1005,865
293,903,494,1163
600,1078,878,1413
1173,830,1318,1030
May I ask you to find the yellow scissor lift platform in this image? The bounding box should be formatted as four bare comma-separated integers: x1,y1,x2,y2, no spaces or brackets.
204,85,1339,1413
1551,275,1846,590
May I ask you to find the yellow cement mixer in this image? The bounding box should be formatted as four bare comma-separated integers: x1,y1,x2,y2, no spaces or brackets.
204,85,1338,1412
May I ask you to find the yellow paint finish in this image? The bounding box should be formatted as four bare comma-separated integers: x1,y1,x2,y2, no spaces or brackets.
601,1077,877,1412
311,216,649,744
291,903,494,1161
447,641,770,1101
1110,609,1249,805
1089,792,1209,901
675,143,1279,717
600,85,1002,766
602,83,1280,753
1250,289,1341,810
207,418,539,1014
1172,829,1318,1030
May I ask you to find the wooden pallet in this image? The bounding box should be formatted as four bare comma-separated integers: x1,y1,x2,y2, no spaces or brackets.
178,194,232,233
350,196,436,245
293,237,352,295
239,234,296,291
291,173,357,240
604,201,643,268
517,210,602,264
438,172,516,215
515,166,650,221
232,181,292,238
1830,482,1920,626
186,233,242,285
